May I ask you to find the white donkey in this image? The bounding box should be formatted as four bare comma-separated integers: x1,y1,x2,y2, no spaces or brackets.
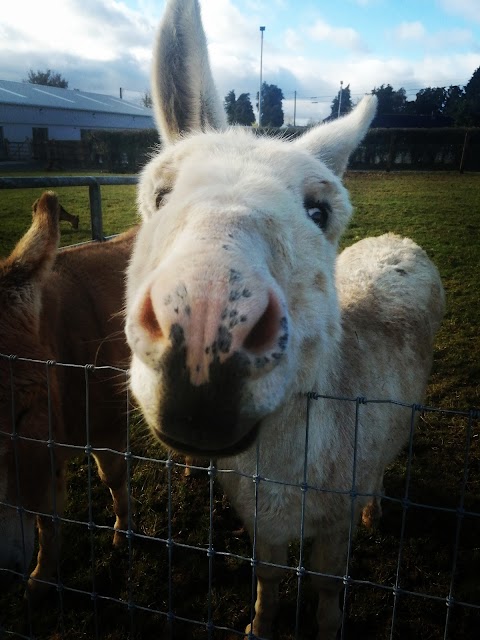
125,1,445,637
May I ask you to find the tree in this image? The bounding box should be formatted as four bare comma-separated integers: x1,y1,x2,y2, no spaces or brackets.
371,84,407,115
459,66,480,126
402,84,464,121
224,91,256,125
329,84,353,119
25,69,69,88
257,82,284,127
141,91,153,108
224,90,237,124
233,93,255,126
444,85,465,122
414,87,447,116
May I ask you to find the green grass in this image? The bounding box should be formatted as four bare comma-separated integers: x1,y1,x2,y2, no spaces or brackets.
0,170,138,254
1,170,479,639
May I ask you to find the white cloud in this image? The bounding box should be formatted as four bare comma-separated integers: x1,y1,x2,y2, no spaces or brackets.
391,21,474,50
200,0,260,76
393,21,426,41
2,0,156,63
440,0,480,24
284,28,304,52
429,28,474,48
308,18,369,53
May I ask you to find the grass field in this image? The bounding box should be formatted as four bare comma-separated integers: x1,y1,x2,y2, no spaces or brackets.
0,171,138,255
0,170,479,639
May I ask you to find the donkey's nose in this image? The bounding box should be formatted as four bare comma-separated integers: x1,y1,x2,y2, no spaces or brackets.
134,280,288,377
243,290,286,356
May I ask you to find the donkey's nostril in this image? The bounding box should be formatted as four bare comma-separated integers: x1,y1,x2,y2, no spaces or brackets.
139,290,163,340
244,291,282,354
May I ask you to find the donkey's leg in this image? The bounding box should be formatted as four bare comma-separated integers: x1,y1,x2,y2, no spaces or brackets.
245,541,287,639
94,450,129,547
310,523,352,640
184,455,195,477
184,455,210,477
27,464,67,599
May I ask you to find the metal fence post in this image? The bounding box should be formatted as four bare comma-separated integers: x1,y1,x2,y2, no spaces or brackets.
459,130,471,174
88,182,104,241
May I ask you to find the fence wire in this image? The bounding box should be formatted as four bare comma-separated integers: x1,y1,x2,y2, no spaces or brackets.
0,353,479,639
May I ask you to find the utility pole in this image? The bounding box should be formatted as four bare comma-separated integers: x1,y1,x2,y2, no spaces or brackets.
258,26,265,127
337,80,343,118
293,90,297,127
119,87,123,99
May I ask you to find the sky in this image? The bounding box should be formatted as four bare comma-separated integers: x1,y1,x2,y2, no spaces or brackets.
1,0,479,125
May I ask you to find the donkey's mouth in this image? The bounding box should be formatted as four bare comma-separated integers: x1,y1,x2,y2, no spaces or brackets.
152,420,261,457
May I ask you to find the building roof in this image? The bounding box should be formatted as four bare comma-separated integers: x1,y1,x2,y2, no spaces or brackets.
0,79,152,117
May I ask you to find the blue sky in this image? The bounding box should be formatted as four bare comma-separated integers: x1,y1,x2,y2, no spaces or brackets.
1,0,479,124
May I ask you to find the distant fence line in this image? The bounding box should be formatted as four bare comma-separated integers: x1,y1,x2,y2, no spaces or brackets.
349,128,479,173
2,127,479,172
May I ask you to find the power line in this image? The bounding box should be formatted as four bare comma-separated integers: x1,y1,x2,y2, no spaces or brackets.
276,82,469,108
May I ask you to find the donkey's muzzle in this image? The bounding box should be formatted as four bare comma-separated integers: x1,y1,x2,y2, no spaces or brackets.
155,332,258,454
154,418,260,457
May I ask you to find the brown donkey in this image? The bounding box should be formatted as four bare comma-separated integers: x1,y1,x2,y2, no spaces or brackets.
0,191,135,597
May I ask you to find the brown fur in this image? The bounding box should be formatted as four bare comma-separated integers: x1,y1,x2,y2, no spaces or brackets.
58,204,79,230
0,192,136,595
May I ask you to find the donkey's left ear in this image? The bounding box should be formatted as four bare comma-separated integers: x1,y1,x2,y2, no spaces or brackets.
294,95,377,176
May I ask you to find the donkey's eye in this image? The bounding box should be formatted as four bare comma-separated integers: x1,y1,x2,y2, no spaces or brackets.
304,198,330,231
155,189,170,209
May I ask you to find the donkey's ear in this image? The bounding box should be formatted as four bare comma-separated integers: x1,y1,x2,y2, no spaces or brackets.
151,0,227,145
0,191,60,308
294,95,377,176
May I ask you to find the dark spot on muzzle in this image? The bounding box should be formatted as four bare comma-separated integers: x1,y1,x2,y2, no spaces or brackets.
155,323,256,455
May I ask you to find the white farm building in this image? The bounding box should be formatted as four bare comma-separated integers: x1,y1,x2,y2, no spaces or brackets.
0,79,154,161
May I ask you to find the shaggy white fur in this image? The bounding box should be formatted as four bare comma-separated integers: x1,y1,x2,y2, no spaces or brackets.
126,1,446,637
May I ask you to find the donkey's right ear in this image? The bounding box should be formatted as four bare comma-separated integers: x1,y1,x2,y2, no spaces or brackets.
151,0,226,145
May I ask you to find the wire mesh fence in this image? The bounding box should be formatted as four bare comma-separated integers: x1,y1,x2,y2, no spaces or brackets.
1,354,479,639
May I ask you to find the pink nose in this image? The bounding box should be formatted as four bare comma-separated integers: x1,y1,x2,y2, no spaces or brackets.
136,280,288,374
